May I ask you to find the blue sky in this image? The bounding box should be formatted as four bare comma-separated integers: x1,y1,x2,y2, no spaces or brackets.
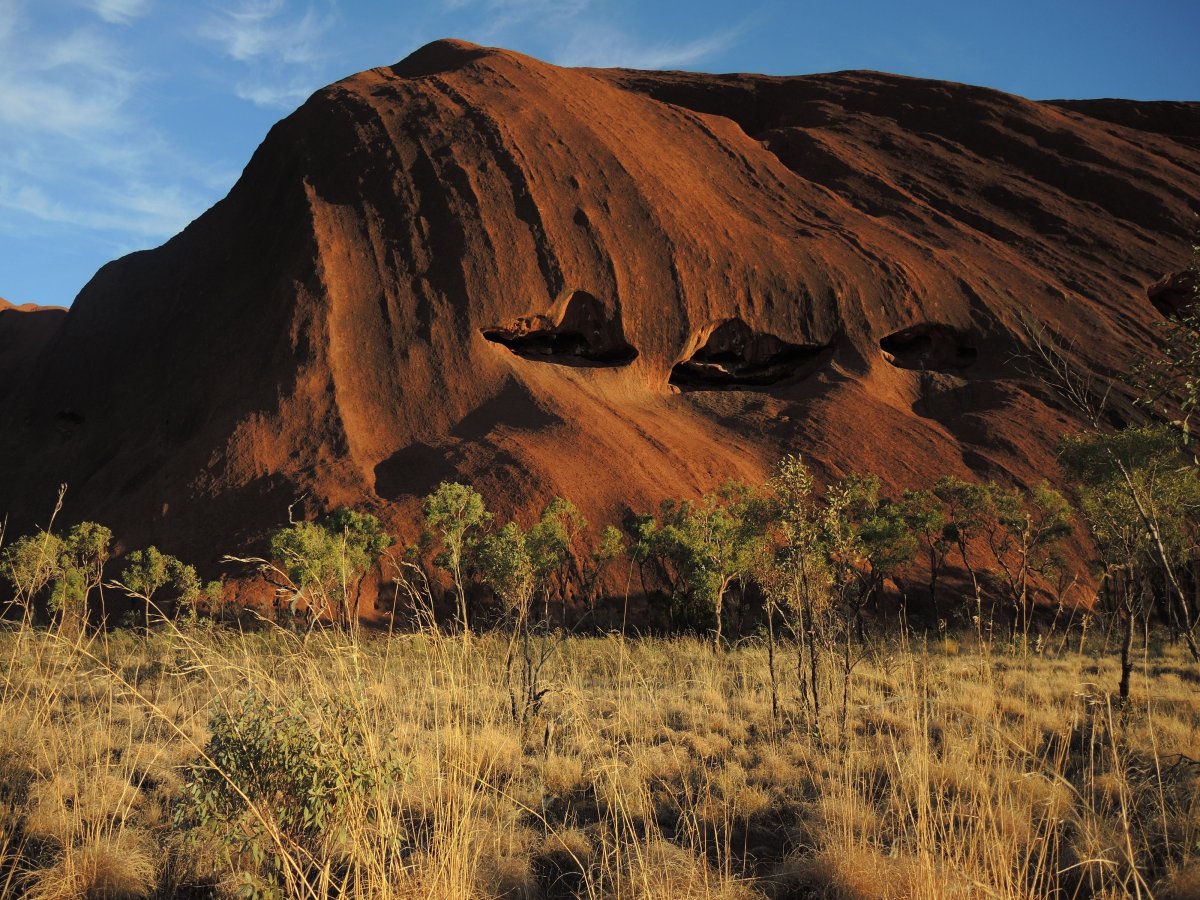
2,0,1197,309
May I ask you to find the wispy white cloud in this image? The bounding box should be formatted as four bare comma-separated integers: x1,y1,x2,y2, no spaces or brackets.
0,177,194,238
91,0,153,25
0,0,18,41
234,79,314,108
0,3,211,249
453,0,590,42
199,0,337,109
555,26,742,70
444,0,742,71
202,0,334,65
0,21,134,135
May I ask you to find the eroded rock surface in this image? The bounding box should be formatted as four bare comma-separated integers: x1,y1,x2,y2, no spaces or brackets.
483,291,637,366
880,324,977,373
0,40,1197,586
671,319,834,389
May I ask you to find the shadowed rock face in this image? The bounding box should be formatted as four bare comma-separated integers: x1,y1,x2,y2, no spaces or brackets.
1,39,1198,582
1148,271,1198,318
880,324,977,373
670,319,834,389
483,291,638,366
0,299,66,404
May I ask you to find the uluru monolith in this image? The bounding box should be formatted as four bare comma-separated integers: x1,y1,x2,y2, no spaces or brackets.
1,39,1197,576
0,298,66,405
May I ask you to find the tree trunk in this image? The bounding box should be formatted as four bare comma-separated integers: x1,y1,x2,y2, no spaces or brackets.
808,612,821,726
927,549,940,623
453,560,469,635
766,603,779,722
1119,606,1134,701
713,576,732,653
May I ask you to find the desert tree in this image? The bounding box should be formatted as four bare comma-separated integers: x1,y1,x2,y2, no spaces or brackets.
758,455,832,725
1022,312,1200,662
817,473,916,741
526,500,625,629
474,521,552,723
579,524,625,623
631,502,703,635
900,488,952,626
650,482,770,651
631,482,769,648
422,482,490,633
265,509,393,633
823,474,916,642
1,520,112,634
477,522,537,619
689,481,772,652
1062,426,1200,697
111,546,201,631
932,476,993,637
0,486,68,623
49,522,113,633
974,481,1073,645
1,530,64,623
526,497,586,627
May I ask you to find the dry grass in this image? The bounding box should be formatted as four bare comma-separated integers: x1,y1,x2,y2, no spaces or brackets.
0,620,1197,898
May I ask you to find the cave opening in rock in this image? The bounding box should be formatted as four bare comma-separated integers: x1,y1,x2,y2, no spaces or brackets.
669,318,834,389
482,290,638,366
880,323,977,372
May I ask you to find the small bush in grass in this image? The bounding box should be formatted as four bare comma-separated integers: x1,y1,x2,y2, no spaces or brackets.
175,692,405,897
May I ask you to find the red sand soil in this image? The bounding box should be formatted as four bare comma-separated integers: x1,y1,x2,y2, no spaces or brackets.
0,41,1197,590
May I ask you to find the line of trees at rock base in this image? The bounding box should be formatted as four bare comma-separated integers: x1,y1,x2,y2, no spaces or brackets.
3,252,1200,712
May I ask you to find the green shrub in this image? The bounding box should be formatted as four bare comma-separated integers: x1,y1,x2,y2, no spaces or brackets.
177,692,404,897
269,509,393,631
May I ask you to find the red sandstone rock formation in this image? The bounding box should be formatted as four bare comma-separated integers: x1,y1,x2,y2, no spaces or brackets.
0,40,1197,585
0,298,67,405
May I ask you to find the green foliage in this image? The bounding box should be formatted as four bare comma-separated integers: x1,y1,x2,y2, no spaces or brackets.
996,482,1074,562
762,455,832,621
271,522,338,596
59,522,112,597
1,530,64,612
326,508,393,576
422,482,491,630
269,509,393,629
116,545,202,628
422,482,490,559
582,524,626,613
203,578,227,619
900,489,952,620
933,476,992,551
0,522,111,628
475,521,536,619
527,497,585,580
634,481,770,647
522,497,581,623
1062,425,1200,570
177,691,403,897
1061,424,1200,693
822,473,917,629
966,480,1073,640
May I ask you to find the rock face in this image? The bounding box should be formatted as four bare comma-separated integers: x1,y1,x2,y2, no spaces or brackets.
0,298,67,405
1,39,1198,575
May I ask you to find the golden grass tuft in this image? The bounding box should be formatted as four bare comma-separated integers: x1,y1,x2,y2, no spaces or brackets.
24,828,157,900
